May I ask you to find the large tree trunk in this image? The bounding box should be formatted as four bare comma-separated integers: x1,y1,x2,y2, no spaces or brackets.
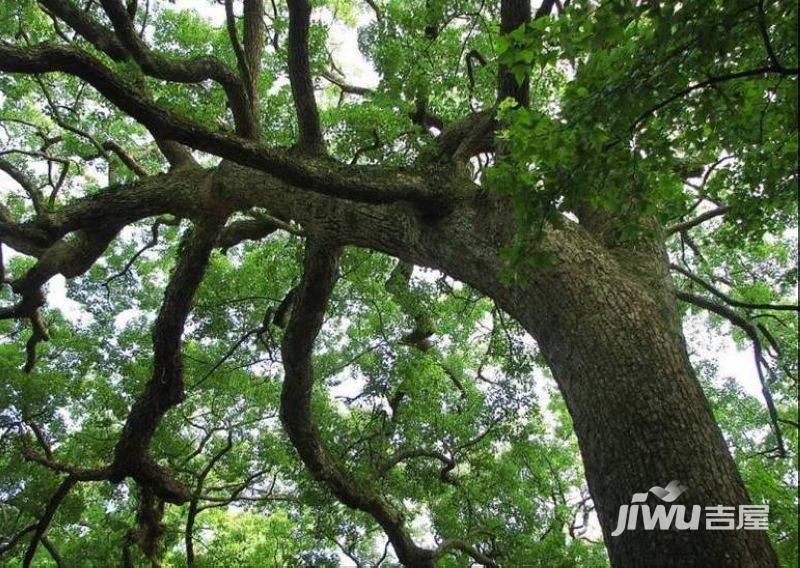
391,205,777,566
506,227,778,567
223,165,779,566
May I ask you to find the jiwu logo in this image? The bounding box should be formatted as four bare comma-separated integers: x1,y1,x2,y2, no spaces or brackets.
611,480,699,536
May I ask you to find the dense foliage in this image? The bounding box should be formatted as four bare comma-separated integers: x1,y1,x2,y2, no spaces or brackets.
0,0,796,566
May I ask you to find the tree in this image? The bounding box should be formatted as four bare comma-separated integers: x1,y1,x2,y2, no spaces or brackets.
0,0,797,566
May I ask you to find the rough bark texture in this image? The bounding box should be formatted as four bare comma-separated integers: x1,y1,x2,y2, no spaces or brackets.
513,232,778,567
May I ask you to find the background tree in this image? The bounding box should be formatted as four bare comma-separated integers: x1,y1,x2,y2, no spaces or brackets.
0,0,797,566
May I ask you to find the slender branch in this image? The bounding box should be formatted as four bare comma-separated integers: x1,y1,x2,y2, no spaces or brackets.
20,444,114,481
0,524,36,555
436,539,498,567
35,77,149,178
22,476,77,568
98,141,149,178
666,205,731,235
0,158,45,215
224,0,264,135
225,0,255,108
41,536,63,568
363,0,382,21
104,216,179,287
676,290,786,457
630,66,798,133
756,0,785,71
671,264,799,312
185,432,234,567
379,448,453,474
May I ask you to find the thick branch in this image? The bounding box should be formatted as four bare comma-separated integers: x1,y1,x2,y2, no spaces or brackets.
286,0,325,152
242,0,266,95
498,0,531,107
217,220,274,254
40,0,256,137
321,70,374,96
281,241,437,567
111,219,224,503
98,0,256,136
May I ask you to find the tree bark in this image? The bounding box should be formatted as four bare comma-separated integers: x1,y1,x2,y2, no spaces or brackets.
507,229,778,567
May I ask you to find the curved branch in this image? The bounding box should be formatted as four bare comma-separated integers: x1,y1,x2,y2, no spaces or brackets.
98,0,256,137
40,0,256,137
630,65,798,133
676,290,786,457
111,219,224,503
216,216,279,251
0,43,453,208
280,241,437,567
436,539,498,567
0,158,45,215
104,216,179,288
20,442,115,481
321,69,374,96
378,448,456,483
